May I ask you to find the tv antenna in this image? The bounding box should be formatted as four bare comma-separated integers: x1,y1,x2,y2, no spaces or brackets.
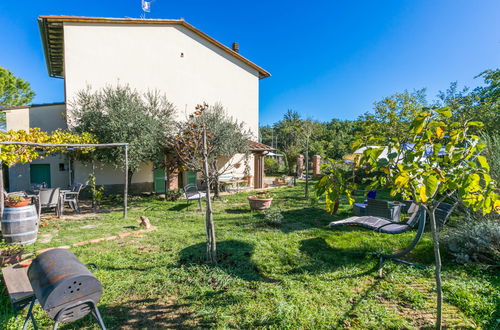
141,0,155,19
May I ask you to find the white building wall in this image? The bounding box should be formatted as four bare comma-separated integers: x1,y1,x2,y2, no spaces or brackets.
4,107,30,131
4,104,70,191
63,23,260,137
73,161,153,186
29,103,67,132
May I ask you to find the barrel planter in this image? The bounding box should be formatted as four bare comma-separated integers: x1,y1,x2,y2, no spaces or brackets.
1,205,39,245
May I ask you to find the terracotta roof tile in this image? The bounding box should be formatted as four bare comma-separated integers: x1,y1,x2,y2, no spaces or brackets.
248,140,274,151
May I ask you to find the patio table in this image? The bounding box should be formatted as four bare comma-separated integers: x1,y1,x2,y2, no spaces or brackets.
220,179,246,192
353,201,406,218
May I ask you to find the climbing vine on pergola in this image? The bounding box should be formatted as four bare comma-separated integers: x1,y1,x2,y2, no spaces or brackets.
0,128,129,218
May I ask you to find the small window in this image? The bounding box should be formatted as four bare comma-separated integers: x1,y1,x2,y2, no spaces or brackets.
59,163,66,171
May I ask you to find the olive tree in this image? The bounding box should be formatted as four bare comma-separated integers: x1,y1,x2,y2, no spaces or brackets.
172,103,251,263
70,85,176,184
355,107,499,329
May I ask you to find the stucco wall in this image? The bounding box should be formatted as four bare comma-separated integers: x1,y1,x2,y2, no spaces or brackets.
29,104,67,132
73,161,153,185
63,23,260,137
4,107,30,131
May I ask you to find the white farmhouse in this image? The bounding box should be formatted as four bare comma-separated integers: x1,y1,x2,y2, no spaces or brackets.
1,16,271,193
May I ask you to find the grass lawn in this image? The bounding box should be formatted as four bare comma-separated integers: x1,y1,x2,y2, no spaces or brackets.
1,183,498,329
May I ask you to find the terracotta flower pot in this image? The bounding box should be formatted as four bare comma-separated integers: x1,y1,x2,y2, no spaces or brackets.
4,198,30,208
248,196,273,210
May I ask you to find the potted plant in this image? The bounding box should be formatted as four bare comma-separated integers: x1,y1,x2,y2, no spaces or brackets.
0,242,24,266
248,191,273,210
4,195,30,208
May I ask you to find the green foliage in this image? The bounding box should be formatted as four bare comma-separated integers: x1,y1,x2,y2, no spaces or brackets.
173,103,251,188
275,110,305,174
0,66,35,107
4,195,24,203
263,207,284,227
438,69,500,136
264,157,280,175
88,173,104,210
355,108,499,214
315,159,356,214
356,89,427,143
481,132,500,182
441,218,500,266
164,189,182,201
260,113,356,174
0,242,23,256
312,119,358,159
354,107,499,328
70,85,176,178
0,128,97,166
254,190,272,199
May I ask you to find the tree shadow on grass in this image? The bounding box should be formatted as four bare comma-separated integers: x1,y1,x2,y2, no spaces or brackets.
225,208,252,214
168,204,190,211
279,207,343,233
179,240,276,282
80,298,205,329
289,237,379,278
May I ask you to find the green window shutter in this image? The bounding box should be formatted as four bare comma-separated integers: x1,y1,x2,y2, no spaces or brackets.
30,164,51,188
186,171,197,185
153,168,166,193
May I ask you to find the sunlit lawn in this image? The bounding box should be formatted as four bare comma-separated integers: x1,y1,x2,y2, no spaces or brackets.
1,183,498,329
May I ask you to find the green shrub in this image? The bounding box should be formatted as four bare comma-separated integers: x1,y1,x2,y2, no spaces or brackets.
164,189,183,201
482,132,500,182
441,218,500,266
263,207,284,227
264,157,280,175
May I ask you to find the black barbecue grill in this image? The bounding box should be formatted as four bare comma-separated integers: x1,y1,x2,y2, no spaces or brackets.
23,249,106,330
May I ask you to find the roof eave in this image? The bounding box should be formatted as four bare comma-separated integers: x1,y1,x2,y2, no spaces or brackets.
38,17,65,78
37,15,271,80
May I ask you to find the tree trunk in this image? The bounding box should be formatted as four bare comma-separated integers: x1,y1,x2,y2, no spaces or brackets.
305,138,309,198
428,207,443,329
212,161,221,200
202,129,217,264
332,198,340,215
128,169,134,190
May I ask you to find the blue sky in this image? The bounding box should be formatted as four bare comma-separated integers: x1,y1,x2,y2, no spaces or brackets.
0,0,498,125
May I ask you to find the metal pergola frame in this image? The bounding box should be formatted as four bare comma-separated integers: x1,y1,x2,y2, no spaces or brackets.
0,142,129,218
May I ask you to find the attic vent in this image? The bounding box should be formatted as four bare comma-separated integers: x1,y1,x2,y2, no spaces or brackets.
232,42,239,53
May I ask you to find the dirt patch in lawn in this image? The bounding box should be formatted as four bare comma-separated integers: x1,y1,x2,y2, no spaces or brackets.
79,224,99,229
38,233,53,243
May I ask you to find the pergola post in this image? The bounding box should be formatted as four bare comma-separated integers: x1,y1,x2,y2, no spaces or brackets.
253,152,265,189
124,144,128,219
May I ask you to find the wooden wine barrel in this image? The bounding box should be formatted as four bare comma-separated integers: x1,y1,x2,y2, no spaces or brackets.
1,205,39,245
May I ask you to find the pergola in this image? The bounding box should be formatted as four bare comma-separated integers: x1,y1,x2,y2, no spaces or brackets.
248,141,275,189
0,142,129,218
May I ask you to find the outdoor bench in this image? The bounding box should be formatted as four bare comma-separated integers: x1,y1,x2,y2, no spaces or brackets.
1,265,35,318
